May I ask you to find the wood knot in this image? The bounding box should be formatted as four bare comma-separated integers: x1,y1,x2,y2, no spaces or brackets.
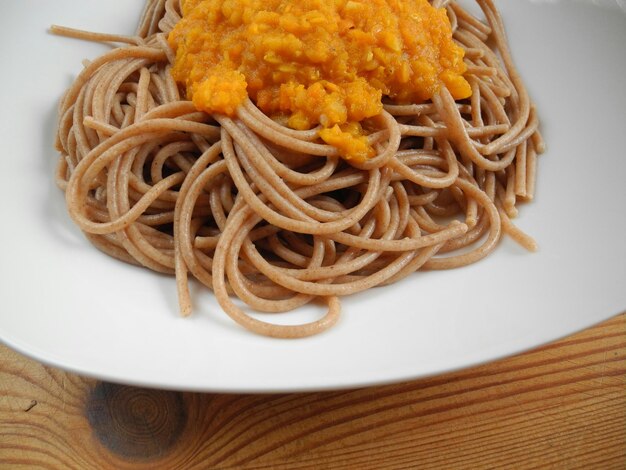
86,382,186,460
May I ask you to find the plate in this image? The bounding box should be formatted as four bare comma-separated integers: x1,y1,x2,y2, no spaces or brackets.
0,0,624,392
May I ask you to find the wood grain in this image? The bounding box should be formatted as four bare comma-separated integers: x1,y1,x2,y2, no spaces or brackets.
1,313,624,469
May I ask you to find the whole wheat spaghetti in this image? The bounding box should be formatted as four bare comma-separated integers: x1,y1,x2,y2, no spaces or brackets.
53,0,544,338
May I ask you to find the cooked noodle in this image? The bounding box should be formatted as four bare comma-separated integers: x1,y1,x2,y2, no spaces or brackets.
53,0,544,338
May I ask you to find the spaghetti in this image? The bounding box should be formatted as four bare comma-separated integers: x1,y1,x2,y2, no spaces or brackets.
53,0,544,337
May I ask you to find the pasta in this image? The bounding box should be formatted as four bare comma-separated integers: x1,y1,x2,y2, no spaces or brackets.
53,0,544,338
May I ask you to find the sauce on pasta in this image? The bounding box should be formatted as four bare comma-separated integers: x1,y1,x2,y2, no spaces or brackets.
168,0,471,161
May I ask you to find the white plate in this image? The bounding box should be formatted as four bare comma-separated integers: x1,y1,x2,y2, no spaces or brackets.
1,0,624,392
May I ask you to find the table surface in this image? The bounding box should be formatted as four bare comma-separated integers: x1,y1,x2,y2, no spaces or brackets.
1,313,624,469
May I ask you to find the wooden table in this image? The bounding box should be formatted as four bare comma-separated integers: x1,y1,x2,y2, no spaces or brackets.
1,313,624,469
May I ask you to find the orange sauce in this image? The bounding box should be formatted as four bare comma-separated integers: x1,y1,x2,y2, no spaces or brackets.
169,0,471,161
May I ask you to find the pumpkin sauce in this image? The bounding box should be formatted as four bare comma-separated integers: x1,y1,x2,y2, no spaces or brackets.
169,0,471,162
